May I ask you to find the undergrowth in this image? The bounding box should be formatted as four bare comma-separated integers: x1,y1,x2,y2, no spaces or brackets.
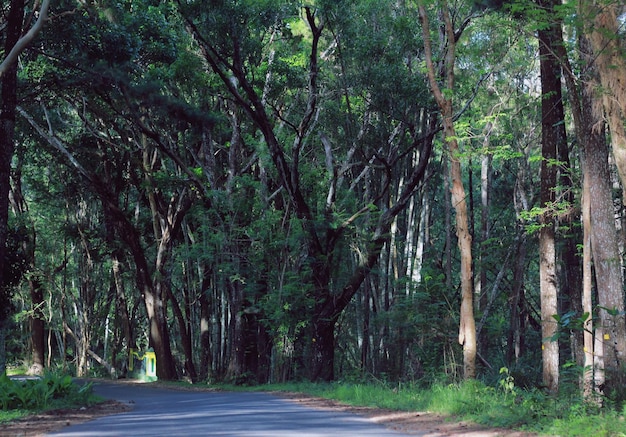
219,369,626,436
0,372,98,424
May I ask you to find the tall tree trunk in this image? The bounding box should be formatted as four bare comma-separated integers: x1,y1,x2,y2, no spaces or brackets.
0,0,24,358
29,277,45,374
197,265,213,381
583,2,626,204
581,151,594,398
584,106,626,395
0,0,48,375
225,279,246,382
112,255,133,359
477,122,493,360
537,0,567,394
10,159,45,375
581,1,626,388
561,16,625,396
419,1,476,379
556,117,582,368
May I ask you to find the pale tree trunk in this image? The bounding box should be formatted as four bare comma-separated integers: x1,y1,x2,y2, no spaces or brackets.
581,163,594,398
582,1,626,388
444,158,452,290
586,130,626,392
584,1,626,204
562,18,626,396
477,121,493,359
539,225,558,392
567,44,593,394
419,1,476,379
537,0,566,394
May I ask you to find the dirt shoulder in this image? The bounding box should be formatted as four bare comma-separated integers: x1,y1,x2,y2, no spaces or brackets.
0,400,131,437
0,380,538,437
277,392,538,436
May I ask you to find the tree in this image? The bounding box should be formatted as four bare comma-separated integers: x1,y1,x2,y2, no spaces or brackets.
9,152,45,375
418,0,476,379
534,0,568,394
0,0,49,375
177,0,436,381
580,0,626,392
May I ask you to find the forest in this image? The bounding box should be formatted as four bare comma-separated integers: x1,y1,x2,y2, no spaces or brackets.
0,0,624,407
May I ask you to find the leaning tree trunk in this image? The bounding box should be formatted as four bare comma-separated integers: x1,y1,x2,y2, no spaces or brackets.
419,1,476,379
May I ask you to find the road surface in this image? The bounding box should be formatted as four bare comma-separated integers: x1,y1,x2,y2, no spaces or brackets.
48,381,420,436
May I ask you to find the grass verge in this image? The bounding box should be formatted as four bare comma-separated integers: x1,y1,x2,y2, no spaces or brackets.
213,378,625,436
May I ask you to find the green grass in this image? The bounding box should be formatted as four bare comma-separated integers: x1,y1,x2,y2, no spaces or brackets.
0,409,29,424
214,378,626,436
3,371,624,435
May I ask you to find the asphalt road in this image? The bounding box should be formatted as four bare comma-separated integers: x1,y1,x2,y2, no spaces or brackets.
48,381,419,436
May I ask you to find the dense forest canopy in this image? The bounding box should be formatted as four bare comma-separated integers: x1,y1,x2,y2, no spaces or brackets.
0,0,624,403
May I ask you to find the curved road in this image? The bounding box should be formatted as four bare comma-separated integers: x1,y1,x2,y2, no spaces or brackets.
49,381,420,436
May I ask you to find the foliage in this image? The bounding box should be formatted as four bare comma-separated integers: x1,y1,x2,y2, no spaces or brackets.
0,224,30,326
0,372,95,411
0,0,622,419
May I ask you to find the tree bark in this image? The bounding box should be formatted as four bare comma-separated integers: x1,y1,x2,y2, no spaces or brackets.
9,158,45,375
583,2,626,204
0,0,24,340
585,108,626,393
198,266,213,381
419,1,476,379
111,255,133,360
581,1,626,389
537,0,567,393
29,277,45,374
477,122,493,359
581,151,594,398
0,1,49,375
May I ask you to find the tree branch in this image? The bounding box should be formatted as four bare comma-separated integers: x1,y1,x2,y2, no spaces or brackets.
0,0,50,78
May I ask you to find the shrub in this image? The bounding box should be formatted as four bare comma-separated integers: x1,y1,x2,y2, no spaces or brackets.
0,372,94,411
